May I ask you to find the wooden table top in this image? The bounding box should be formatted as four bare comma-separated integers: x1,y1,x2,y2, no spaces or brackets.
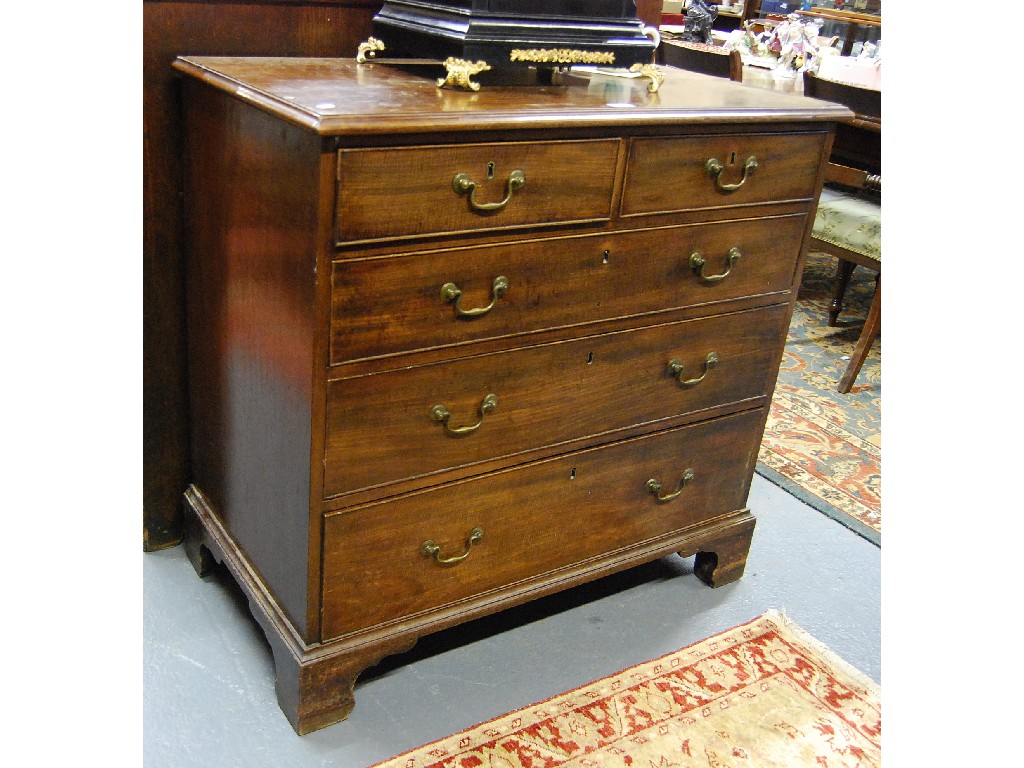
173,56,851,136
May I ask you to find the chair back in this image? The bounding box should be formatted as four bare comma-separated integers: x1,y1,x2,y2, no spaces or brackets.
803,70,882,393
804,70,881,182
803,70,880,125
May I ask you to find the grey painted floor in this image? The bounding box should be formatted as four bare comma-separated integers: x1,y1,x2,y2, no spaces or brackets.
143,473,880,768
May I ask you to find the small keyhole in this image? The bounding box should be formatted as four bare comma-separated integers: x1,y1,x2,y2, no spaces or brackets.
587,352,594,365
602,250,610,265
730,152,736,165
487,162,495,179
570,468,577,480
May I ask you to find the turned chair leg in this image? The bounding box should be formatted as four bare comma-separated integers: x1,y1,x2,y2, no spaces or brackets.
829,258,856,326
838,275,880,393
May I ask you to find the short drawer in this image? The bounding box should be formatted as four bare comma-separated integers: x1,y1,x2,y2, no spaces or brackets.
335,139,619,243
321,408,764,639
323,304,789,498
330,213,807,364
621,132,828,216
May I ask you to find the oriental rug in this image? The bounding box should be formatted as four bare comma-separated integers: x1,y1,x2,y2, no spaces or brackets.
371,611,881,768
756,252,881,545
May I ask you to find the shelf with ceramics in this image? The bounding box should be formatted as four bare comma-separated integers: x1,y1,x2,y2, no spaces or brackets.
709,1,880,85
769,1,881,57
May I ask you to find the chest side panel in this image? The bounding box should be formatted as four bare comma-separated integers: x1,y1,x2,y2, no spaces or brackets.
182,82,325,637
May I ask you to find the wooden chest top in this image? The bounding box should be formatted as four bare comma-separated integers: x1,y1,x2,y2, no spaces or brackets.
172,57,852,136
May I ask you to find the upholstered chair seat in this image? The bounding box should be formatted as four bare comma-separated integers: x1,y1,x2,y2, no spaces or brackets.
802,69,881,394
812,186,881,263
809,184,881,393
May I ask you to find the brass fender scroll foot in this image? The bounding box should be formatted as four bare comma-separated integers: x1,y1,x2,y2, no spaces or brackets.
629,63,665,93
438,58,492,91
356,37,385,64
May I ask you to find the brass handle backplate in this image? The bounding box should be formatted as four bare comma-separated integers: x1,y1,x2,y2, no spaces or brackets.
430,393,498,436
453,169,526,213
422,526,484,565
646,469,696,503
668,352,718,386
441,276,509,318
690,248,741,283
705,156,758,193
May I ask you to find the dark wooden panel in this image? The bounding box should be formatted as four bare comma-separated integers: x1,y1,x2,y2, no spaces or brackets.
661,40,741,81
802,71,880,176
142,1,376,550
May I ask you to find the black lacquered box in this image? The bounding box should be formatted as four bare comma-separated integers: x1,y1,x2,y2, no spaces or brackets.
372,0,657,73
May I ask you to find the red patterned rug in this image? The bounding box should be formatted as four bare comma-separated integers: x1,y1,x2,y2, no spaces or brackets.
371,611,881,768
757,253,881,544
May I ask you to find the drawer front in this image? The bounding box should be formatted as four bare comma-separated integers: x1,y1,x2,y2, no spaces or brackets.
321,409,764,639
323,304,788,498
621,132,827,216
330,214,807,364
335,139,620,243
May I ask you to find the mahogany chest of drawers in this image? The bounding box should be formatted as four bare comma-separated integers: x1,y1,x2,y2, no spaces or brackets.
173,56,848,734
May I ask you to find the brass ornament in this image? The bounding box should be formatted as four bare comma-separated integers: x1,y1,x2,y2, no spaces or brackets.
355,37,385,64
437,58,492,91
509,48,616,65
629,63,665,93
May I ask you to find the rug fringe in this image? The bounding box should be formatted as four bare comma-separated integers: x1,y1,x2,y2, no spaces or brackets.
762,609,880,697
367,609,880,768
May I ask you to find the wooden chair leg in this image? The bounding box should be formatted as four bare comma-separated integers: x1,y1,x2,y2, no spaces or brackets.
838,275,880,393
829,258,856,326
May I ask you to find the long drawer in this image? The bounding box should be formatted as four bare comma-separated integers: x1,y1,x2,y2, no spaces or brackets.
323,304,788,498
621,132,828,216
321,408,764,639
329,213,807,364
335,139,620,243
